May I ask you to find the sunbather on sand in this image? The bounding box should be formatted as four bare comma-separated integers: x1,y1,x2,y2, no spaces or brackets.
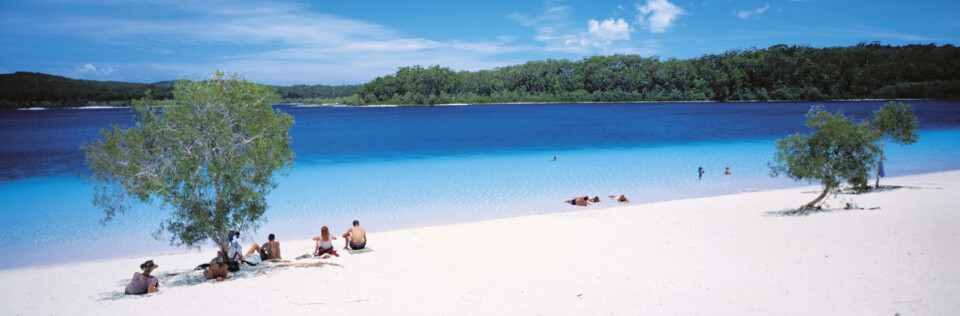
205,262,227,281
244,233,282,264
609,195,630,203
564,196,590,206
313,226,338,257
124,260,159,295
343,220,367,250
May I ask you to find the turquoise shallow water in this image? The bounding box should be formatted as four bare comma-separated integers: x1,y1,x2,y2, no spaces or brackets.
1,101,958,269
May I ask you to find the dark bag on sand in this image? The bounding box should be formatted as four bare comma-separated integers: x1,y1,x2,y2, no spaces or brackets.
226,260,241,272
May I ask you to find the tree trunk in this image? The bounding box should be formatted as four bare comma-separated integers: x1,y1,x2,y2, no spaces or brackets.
794,186,830,214
875,140,885,189
214,231,230,262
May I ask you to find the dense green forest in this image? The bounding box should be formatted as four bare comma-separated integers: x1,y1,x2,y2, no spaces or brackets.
0,72,359,109
276,84,359,104
357,43,960,105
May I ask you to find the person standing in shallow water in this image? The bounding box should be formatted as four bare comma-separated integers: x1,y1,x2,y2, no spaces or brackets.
698,167,704,181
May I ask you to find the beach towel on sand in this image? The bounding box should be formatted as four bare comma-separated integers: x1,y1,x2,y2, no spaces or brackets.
346,247,373,255
295,253,312,260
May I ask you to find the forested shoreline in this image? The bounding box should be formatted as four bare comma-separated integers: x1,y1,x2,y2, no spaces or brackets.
357,43,960,105
2,43,959,109
0,72,359,109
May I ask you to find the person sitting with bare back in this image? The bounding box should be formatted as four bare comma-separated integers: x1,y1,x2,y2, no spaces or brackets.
342,220,367,250
244,233,282,264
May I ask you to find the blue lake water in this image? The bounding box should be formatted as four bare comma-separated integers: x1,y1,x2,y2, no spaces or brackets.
2,101,959,269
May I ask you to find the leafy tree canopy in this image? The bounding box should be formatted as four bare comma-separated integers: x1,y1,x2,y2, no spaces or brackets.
769,106,878,213
870,101,918,188
81,71,295,257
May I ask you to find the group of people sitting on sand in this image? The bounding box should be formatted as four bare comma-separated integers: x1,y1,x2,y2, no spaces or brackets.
564,194,629,206
201,231,286,281
313,220,367,259
124,219,368,295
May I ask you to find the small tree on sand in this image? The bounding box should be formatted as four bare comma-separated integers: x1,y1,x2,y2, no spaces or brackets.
769,106,877,214
870,101,918,189
82,71,295,260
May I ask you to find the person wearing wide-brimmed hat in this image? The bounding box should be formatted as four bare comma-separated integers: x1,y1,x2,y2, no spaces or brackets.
124,260,159,295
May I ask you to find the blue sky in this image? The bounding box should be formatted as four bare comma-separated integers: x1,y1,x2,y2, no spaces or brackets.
1,0,957,85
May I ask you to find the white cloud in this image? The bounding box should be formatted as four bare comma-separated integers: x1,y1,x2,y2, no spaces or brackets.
77,63,114,75
588,18,631,41
509,5,578,49
511,5,645,55
736,3,770,19
635,0,686,33
22,1,535,84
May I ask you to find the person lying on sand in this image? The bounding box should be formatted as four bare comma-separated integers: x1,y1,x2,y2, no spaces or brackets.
343,220,367,250
313,226,338,257
124,260,159,295
205,262,228,281
244,233,282,265
564,196,590,206
591,196,601,203
608,195,630,203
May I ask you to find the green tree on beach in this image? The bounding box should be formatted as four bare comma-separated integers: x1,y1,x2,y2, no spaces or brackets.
81,71,295,260
769,106,878,214
870,101,918,189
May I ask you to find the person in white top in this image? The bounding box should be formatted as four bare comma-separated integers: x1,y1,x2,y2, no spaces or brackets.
313,226,338,257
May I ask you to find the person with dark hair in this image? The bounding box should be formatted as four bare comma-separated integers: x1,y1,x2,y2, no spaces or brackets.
205,261,227,281
616,194,630,203
342,220,367,250
244,233,282,264
124,260,159,295
563,196,590,206
698,167,705,181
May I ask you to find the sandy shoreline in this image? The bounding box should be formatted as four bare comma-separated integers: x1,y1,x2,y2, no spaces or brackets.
2,170,958,315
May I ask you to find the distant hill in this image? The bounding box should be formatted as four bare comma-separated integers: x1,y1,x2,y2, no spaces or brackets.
0,72,175,109
0,72,361,109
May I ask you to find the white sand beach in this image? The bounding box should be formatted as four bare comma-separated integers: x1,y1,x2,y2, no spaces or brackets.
1,171,958,315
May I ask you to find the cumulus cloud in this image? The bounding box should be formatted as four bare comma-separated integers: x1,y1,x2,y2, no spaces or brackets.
736,3,770,19
635,0,686,33
588,18,631,41
512,4,649,55
77,63,114,75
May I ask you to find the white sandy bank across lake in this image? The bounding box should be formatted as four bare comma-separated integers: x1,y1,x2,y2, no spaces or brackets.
1,171,958,315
